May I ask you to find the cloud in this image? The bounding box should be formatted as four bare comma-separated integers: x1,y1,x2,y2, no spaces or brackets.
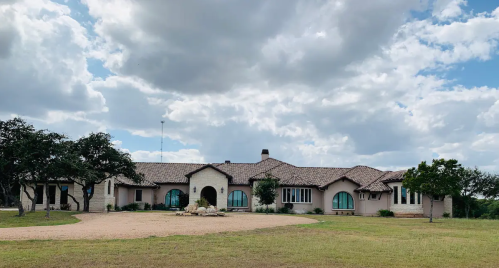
432,0,467,21
112,140,204,163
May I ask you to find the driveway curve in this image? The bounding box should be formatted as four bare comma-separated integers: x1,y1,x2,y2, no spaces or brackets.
0,212,316,240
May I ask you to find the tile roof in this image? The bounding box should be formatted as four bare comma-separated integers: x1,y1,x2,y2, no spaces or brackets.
117,158,406,192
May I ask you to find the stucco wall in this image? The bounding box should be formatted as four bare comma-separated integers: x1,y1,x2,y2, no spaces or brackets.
188,167,228,209
323,179,359,215
275,187,323,214
251,181,276,212
126,187,154,209
227,185,252,211
154,184,190,205
422,195,448,218
116,186,128,207
357,192,390,216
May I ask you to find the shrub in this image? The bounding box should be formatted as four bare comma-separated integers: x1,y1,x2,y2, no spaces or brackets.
195,197,209,208
106,203,113,212
144,203,151,210
255,207,275,213
443,212,451,218
480,213,490,219
179,193,190,209
284,203,294,210
152,203,167,210
306,211,314,214
122,202,140,211
60,203,72,211
219,208,227,212
313,208,324,214
277,207,290,214
114,205,121,211
378,209,394,217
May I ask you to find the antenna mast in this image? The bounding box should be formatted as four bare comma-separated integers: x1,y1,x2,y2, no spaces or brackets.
161,120,165,163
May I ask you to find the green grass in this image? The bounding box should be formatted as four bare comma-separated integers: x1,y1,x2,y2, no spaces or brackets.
1,216,499,267
0,211,80,228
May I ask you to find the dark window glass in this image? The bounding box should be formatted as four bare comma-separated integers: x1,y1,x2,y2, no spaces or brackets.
228,190,248,207
60,186,68,205
401,187,407,204
410,191,415,204
165,189,183,207
418,193,421,204
371,193,377,199
36,185,44,204
87,187,92,194
49,186,56,204
333,192,354,209
393,186,398,204
135,190,142,202
108,181,111,195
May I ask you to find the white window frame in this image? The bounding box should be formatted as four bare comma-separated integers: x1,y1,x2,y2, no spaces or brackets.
281,188,313,204
359,193,365,200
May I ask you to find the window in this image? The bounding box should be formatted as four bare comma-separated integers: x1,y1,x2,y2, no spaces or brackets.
417,193,421,204
359,193,365,200
228,190,248,207
401,187,407,204
433,195,444,201
49,186,56,204
135,190,143,202
370,193,377,200
87,187,92,195
36,185,44,204
60,186,68,205
410,191,415,204
393,186,398,204
108,181,111,195
165,189,183,207
333,192,354,210
282,188,312,203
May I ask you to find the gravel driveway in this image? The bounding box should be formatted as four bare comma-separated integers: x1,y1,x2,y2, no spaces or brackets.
0,212,316,241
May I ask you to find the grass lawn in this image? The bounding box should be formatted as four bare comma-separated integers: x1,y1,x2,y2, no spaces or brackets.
1,216,499,267
0,211,80,228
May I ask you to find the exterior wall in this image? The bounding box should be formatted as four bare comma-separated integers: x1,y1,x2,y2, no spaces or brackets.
422,195,447,218
74,181,108,212
275,187,323,214
188,167,228,209
104,179,115,210
127,187,154,209
227,185,252,211
251,181,276,212
357,192,390,216
154,184,189,205
444,195,453,217
387,182,423,216
323,179,359,215
116,186,129,207
21,183,75,211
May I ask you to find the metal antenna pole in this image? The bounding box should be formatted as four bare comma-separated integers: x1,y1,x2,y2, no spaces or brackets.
161,120,165,163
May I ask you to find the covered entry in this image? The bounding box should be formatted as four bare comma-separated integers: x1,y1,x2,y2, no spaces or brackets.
201,186,217,206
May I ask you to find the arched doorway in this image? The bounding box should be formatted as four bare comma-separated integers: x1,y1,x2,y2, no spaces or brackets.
200,186,217,206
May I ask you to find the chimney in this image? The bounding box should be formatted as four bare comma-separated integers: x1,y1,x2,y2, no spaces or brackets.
261,149,269,161
225,160,231,164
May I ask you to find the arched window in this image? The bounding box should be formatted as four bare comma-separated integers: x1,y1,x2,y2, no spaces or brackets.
227,190,248,207
333,192,354,210
165,189,183,207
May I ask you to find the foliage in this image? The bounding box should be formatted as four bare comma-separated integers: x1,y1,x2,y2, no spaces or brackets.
453,196,499,219
442,212,450,218
306,211,314,214
378,210,394,217
457,167,496,219
277,207,290,214
178,192,189,209
195,197,209,208
106,203,113,212
284,203,294,210
253,173,280,214
114,205,121,211
121,203,140,211
60,204,72,211
255,207,275,213
219,208,227,212
152,203,168,210
313,208,324,214
144,203,151,210
403,158,462,222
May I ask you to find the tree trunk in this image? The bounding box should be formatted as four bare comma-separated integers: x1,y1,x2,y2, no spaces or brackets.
56,183,79,211
465,202,470,219
22,184,37,212
1,184,25,217
17,200,25,217
429,197,434,223
266,204,269,215
3,192,8,207
45,182,50,218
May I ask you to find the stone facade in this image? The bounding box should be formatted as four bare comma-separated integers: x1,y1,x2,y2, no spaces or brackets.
188,167,228,209
387,182,423,216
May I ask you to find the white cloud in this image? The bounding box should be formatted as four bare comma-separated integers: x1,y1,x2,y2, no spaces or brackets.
113,140,204,163
432,0,467,21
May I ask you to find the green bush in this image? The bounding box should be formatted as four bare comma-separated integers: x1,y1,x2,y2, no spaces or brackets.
443,212,451,218
219,208,227,212
378,209,394,217
144,203,151,210
277,207,290,214
122,202,140,211
195,197,209,208
480,213,491,219
306,211,314,214
106,203,113,212
313,208,324,214
255,207,275,213
284,203,294,210
60,203,72,211
114,205,121,211
179,193,190,209
152,203,167,210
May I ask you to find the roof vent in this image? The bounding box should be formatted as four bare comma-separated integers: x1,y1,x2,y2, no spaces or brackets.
261,149,269,161
225,160,231,164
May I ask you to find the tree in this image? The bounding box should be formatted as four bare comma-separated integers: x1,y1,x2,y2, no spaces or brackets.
253,173,280,214
65,133,143,212
483,174,499,200
403,159,462,223
0,118,36,217
457,167,492,219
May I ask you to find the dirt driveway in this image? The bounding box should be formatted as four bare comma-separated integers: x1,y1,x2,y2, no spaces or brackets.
0,212,316,241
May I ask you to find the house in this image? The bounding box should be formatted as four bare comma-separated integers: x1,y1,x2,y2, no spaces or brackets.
20,149,452,218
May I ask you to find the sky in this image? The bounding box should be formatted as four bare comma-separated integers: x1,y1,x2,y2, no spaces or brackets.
1,0,499,171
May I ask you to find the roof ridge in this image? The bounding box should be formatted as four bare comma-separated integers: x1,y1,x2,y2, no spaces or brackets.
250,162,289,179
360,171,392,189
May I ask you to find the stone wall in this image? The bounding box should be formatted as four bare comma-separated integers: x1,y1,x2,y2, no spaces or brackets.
188,167,228,209
387,182,423,216
21,183,74,211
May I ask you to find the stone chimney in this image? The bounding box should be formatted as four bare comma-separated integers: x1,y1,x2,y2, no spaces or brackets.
261,149,269,161
225,160,231,164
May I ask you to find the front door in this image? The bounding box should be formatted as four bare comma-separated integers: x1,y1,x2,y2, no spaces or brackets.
200,186,217,206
